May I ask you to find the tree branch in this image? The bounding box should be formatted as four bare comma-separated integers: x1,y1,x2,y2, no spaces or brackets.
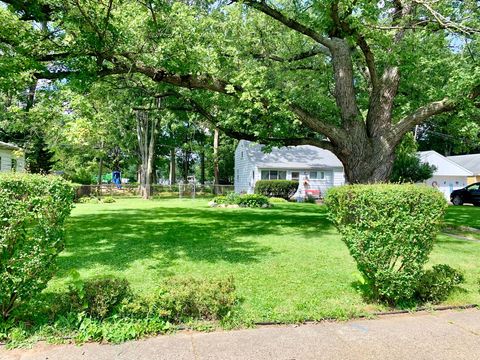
236,0,334,50
393,98,456,140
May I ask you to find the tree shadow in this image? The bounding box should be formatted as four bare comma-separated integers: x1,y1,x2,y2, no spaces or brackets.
57,203,334,279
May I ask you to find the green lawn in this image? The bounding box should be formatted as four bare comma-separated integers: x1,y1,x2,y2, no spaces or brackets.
50,199,480,323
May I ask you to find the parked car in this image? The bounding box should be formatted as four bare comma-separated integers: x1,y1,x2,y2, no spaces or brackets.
450,182,480,206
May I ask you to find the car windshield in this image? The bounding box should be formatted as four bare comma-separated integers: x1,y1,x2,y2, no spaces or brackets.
467,184,480,191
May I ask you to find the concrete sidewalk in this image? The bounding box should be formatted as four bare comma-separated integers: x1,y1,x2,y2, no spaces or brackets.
1,308,479,360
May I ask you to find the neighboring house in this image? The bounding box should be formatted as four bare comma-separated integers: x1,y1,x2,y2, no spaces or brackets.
0,141,25,173
447,154,480,185
234,140,344,198
418,150,472,200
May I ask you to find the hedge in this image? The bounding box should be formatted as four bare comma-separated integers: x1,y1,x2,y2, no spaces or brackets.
0,173,75,320
254,180,299,200
325,184,447,305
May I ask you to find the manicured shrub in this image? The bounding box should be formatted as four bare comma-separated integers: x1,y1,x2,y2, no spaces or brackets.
325,184,447,305
212,193,270,208
415,264,464,304
255,180,299,200
237,194,270,208
67,277,132,319
121,276,237,322
0,174,75,320
269,197,288,203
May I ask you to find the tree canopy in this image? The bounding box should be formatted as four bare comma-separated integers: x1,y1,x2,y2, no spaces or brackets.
0,0,479,183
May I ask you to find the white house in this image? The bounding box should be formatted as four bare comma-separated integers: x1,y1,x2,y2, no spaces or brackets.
0,141,26,173
418,150,472,200
234,140,344,198
447,153,480,185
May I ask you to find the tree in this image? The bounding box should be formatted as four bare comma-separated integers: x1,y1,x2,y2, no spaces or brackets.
1,1,479,183
391,133,436,183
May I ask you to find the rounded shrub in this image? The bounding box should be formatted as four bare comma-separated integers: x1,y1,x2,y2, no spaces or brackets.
415,264,464,304
254,180,299,200
325,184,447,305
0,173,75,320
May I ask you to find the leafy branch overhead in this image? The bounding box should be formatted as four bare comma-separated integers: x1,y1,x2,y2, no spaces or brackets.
0,0,479,183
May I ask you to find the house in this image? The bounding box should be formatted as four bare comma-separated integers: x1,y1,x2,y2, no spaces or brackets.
447,154,480,185
418,150,472,200
0,141,26,173
234,140,344,198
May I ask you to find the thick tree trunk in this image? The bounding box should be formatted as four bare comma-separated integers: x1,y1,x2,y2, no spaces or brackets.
169,148,176,185
213,128,219,189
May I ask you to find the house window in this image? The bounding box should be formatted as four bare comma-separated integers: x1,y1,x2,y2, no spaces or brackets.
252,170,255,179
309,171,325,180
241,151,244,159
261,170,286,180
291,171,300,180
11,159,17,172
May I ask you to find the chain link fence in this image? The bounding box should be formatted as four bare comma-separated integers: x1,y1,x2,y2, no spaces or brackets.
75,184,235,200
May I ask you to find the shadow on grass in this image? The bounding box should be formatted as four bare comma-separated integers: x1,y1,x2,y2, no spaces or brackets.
58,203,333,278
444,205,480,229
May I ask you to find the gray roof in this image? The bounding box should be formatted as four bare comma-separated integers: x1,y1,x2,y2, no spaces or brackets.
242,140,343,169
0,141,22,151
447,154,480,175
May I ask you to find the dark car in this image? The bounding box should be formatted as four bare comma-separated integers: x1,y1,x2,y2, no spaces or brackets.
450,182,480,206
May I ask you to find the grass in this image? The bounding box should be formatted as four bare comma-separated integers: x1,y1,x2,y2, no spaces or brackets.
44,198,480,324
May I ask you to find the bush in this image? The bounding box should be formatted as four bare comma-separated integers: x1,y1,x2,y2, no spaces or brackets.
269,197,288,203
254,180,299,200
237,194,270,208
415,265,465,304
212,193,270,208
102,196,116,203
0,174,75,320
121,276,237,322
325,184,447,305
67,277,132,319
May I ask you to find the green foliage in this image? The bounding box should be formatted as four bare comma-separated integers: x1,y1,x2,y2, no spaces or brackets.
255,180,299,200
212,193,270,208
415,265,465,304
391,134,436,183
102,196,116,203
304,195,317,204
0,173,74,320
121,276,237,323
325,184,447,304
268,197,288,203
66,277,132,319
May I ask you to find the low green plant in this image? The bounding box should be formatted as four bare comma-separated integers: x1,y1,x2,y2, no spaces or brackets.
269,197,288,203
325,184,447,305
121,276,237,322
212,193,270,208
255,180,299,200
102,196,116,203
415,265,465,304
304,195,317,204
67,276,132,319
237,194,270,208
0,173,75,320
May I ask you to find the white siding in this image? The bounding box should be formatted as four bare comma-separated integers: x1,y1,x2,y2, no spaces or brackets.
0,149,26,173
234,141,256,193
423,175,469,201
333,168,345,186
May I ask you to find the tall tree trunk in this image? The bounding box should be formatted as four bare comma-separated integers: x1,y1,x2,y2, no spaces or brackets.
213,128,219,190
200,150,205,185
183,149,189,182
136,110,158,200
97,157,103,185
169,148,176,185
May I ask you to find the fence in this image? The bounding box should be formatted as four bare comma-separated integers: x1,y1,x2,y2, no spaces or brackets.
75,184,235,199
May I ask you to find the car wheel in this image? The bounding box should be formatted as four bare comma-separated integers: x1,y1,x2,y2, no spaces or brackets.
452,196,463,206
